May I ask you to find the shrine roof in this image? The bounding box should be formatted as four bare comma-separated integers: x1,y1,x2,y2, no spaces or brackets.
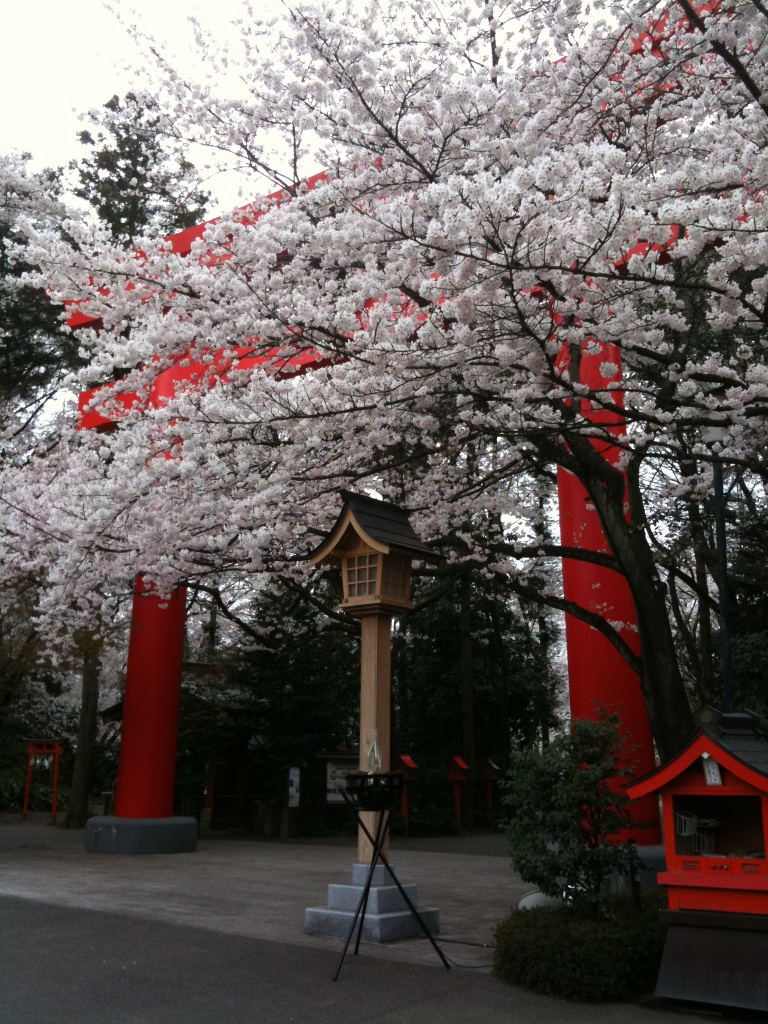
697,709,768,775
626,710,768,799
721,731,768,776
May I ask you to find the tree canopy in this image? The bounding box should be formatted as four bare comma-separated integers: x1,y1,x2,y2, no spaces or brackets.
0,107,212,813
0,154,78,442
3,1,768,759
73,93,210,245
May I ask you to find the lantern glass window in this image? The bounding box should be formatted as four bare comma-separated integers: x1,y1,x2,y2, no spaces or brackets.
346,554,379,597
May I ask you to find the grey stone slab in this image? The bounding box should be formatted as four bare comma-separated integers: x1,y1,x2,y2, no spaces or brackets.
351,862,392,886
656,918,768,1011
307,860,440,943
328,882,417,914
84,816,198,854
304,904,440,942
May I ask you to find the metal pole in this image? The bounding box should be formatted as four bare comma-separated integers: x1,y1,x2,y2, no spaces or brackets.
712,459,734,714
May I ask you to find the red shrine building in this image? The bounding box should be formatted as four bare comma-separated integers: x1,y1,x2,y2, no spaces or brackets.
626,709,768,1010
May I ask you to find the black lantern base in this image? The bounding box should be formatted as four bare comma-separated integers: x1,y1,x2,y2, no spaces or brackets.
344,770,403,812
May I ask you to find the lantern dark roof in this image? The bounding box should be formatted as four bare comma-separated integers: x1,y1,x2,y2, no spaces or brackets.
340,491,437,557
309,490,441,565
626,708,768,800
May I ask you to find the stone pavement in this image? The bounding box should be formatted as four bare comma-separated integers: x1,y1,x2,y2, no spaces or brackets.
0,815,747,1023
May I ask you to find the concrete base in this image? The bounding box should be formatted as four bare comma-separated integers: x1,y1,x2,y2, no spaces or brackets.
85,816,198,854
656,910,768,1012
305,863,439,943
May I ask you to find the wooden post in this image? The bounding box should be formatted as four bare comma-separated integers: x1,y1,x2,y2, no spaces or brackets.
308,492,442,865
357,612,392,863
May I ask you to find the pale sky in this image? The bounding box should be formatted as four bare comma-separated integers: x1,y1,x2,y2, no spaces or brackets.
1,0,284,212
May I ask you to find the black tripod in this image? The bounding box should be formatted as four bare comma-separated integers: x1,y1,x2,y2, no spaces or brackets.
333,784,450,980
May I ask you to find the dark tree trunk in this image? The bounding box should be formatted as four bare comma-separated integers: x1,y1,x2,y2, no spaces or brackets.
64,644,100,828
537,613,554,749
695,545,716,698
489,600,512,764
390,612,410,759
460,571,476,828
572,441,695,761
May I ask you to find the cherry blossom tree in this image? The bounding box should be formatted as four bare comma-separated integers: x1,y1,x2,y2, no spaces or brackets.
0,155,78,729
6,0,768,759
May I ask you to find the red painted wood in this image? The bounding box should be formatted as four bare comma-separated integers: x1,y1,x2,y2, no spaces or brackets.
628,732,768,799
557,340,660,843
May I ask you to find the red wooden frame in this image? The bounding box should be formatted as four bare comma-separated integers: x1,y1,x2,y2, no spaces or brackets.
627,731,768,914
22,739,63,823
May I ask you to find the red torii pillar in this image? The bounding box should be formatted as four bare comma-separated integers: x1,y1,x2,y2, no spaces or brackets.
557,341,661,844
82,363,197,853
112,577,187,819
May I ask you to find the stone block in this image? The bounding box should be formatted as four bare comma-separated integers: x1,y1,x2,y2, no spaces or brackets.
305,904,439,942
85,816,198,854
328,881,417,914
305,861,439,943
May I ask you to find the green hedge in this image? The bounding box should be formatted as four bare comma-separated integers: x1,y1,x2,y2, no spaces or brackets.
493,894,667,1002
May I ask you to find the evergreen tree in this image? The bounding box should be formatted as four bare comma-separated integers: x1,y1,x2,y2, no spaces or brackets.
0,155,79,438
73,93,210,245
502,712,641,910
394,572,559,829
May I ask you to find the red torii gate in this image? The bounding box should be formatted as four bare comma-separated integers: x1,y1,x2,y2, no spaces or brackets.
74,183,661,851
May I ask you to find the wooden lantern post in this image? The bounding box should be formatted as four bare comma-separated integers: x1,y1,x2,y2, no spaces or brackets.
310,491,440,864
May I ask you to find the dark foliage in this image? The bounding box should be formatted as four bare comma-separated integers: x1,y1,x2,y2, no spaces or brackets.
220,581,360,808
73,93,210,245
395,575,558,763
0,162,80,419
501,712,641,906
494,891,667,1001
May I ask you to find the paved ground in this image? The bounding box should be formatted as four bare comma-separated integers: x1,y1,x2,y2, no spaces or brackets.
0,814,752,1023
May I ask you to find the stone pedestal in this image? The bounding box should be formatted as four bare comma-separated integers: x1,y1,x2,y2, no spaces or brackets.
85,816,197,854
305,863,439,943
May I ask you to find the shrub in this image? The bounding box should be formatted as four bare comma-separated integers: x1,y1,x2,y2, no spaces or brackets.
500,711,642,909
493,892,667,1002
